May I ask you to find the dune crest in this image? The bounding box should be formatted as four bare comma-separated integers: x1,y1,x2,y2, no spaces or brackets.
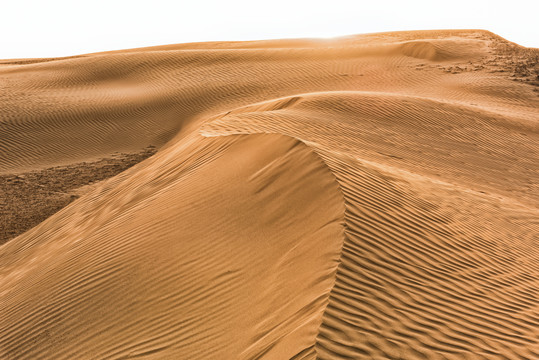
1,30,538,359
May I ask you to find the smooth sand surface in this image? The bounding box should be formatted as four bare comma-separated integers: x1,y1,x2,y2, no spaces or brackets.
0,30,538,359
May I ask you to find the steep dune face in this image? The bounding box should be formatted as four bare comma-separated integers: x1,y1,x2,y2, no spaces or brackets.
0,134,345,359
1,30,538,359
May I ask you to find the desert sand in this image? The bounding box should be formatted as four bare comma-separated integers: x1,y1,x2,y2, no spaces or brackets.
0,30,538,359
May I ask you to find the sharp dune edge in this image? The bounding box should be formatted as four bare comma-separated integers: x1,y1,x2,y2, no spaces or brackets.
0,30,538,359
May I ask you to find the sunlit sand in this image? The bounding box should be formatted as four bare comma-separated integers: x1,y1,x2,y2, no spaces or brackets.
1,30,538,359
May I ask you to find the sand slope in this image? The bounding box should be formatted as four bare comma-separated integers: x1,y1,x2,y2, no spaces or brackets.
1,134,345,359
1,30,538,359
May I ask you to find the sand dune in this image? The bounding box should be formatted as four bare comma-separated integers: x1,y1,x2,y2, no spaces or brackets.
1,30,538,359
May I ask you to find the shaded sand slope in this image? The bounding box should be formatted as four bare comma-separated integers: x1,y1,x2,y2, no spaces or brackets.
1,30,538,359
0,134,345,359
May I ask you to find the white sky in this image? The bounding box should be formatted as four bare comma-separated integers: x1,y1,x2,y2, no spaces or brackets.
1,0,538,59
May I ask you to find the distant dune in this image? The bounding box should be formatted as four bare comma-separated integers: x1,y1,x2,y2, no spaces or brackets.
0,30,538,359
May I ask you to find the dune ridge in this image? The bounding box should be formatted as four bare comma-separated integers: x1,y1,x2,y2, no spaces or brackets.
1,30,538,359
201,93,538,359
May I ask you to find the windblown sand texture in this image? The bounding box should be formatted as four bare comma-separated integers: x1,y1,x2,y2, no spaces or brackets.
1,30,538,359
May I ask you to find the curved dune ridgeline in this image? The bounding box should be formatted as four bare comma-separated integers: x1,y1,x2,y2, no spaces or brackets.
1,30,538,359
